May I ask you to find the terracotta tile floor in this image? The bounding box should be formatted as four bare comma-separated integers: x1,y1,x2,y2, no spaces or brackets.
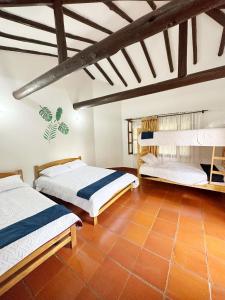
2,181,225,300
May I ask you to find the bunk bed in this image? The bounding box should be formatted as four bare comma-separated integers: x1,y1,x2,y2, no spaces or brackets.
137,128,225,193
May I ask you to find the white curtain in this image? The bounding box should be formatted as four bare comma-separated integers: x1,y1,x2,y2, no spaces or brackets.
158,113,202,162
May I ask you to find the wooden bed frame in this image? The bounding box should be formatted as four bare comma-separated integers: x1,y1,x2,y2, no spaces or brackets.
34,157,133,225
0,170,77,296
137,130,225,193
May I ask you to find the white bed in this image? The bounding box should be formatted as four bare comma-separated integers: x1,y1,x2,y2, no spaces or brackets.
140,161,209,186
138,127,225,147
35,165,139,218
0,183,81,277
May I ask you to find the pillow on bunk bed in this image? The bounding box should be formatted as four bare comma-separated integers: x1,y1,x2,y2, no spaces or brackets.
141,153,158,166
64,160,87,170
207,120,225,128
0,175,26,193
40,165,70,177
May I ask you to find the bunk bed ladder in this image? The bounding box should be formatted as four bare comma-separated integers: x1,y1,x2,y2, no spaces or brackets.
209,146,225,184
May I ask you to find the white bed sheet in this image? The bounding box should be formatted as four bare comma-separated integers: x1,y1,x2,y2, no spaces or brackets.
0,186,80,276
138,128,225,147
35,166,139,217
140,162,208,186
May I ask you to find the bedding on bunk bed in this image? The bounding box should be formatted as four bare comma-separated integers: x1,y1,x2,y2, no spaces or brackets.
0,180,81,276
138,128,225,147
140,161,209,186
35,164,139,217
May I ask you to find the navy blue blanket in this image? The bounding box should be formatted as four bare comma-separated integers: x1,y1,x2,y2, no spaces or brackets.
141,131,154,139
0,204,72,249
201,164,224,183
77,171,125,200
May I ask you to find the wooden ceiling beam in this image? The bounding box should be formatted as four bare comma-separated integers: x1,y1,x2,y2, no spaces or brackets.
206,9,225,27
218,27,225,56
191,17,198,64
146,0,157,10
0,9,96,44
178,21,188,78
94,62,114,85
73,65,225,109
13,0,225,99
140,40,156,78
53,0,67,63
107,57,127,87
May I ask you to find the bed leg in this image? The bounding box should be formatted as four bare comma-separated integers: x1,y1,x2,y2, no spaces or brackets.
130,184,133,191
93,217,98,226
70,225,77,249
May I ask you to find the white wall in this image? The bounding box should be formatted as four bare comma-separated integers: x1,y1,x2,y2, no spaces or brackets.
0,51,95,184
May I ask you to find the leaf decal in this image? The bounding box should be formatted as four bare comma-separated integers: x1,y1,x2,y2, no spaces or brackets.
58,122,69,135
56,107,63,121
39,106,52,122
43,122,58,141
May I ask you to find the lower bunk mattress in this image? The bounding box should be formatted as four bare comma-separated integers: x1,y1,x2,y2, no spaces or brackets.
0,185,81,276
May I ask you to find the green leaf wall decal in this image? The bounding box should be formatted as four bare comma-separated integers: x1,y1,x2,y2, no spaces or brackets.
39,106,52,122
43,122,58,141
56,107,63,121
58,122,69,135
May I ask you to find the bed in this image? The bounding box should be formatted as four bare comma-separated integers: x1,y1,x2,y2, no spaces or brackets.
0,170,82,296
137,128,225,193
34,157,139,225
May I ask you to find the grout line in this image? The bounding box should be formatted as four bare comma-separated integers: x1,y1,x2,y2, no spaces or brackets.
22,280,35,300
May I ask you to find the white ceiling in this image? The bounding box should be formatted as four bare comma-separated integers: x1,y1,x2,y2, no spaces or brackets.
0,1,225,90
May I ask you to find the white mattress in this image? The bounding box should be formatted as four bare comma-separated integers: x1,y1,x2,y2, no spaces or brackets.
138,128,225,147
35,166,139,217
140,162,208,186
0,185,81,276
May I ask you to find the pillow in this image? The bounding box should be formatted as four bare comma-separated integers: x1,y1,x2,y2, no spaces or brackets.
64,160,87,170
40,165,70,177
0,175,26,193
207,120,225,128
141,153,158,166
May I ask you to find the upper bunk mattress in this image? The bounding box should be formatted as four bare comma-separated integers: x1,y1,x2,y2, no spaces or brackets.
140,161,208,186
138,128,225,147
35,166,139,217
0,186,81,276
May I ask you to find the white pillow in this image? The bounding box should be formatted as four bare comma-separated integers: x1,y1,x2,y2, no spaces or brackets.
40,165,70,177
141,153,158,166
207,120,225,128
64,160,87,170
0,175,26,193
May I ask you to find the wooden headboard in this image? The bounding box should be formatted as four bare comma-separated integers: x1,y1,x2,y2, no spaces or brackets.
0,170,23,180
34,156,82,180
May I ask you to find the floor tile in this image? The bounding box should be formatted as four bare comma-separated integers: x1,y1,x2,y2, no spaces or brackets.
89,258,129,300
24,255,64,296
0,282,32,300
206,235,225,261
109,237,141,270
36,266,84,300
130,209,155,227
158,208,178,224
212,286,225,300
120,274,163,300
122,222,149,246
133,248,169,291
151,218,177,239
76,287,98,300
172,241,208,279
176,227,205,252
208,256,225,288
166,264,210,300
204,222,225,240
144,231,174,260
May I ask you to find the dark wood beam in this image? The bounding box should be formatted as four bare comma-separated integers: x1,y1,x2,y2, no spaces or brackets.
191,17,198,64
104,2,133,23
121,48,141,83
94,62,114,85
147,0,174,73
73,65,225,109
206,9,225,27
53,0,67,63
0,30,80,52
0,9,96,44
62,6,112,35
140,40,156,78
178,21,188,78
0,44,95,80
13,0,225,99
107,57,127,86
218,27,225,56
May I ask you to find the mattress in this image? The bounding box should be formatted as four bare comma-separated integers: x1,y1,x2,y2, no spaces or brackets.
0,186,80,276
35,166,139,217
138,128,225,147
140,162,208,186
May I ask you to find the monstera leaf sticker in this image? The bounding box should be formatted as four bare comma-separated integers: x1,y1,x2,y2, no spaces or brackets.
39,106,69,141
